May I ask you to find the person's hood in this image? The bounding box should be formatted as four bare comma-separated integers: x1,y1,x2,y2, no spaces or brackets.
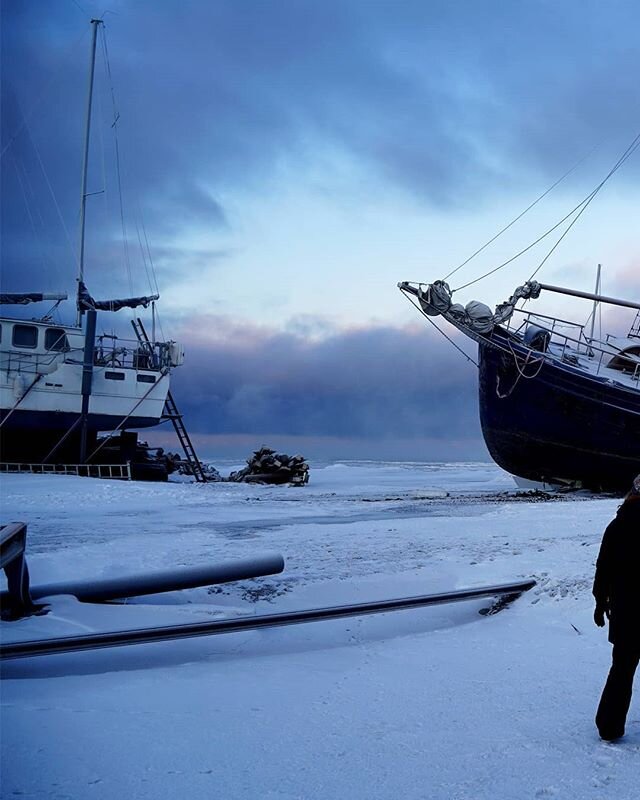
618,494,640,522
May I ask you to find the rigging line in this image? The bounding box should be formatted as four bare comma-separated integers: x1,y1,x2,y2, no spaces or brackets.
453,129,640,293
453,194,593,292
69,0,89,14
13,150,47,234
10,155,49,273
443,142,600,282
13,153,63,281
135,216,153,294
132,202,154,297
10,153,45,233
18,102,80,270
97,64,110,228
138,202,161,297
1,28,91,161
403,292,479,367
528,132,640,282
100,25,134,298
154,304,166,343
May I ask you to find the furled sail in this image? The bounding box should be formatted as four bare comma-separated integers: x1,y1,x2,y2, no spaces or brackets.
398,279,542,334
77,282,159,313
0,293,68,305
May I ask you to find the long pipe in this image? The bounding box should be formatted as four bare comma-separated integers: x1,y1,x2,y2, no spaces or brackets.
538,282,640,311
0,579,536,660
76,19,102,327
3,553,285,605
588,264,602,343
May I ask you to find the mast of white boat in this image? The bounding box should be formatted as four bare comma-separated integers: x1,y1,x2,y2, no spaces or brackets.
76,18,102,328
78,19,102,461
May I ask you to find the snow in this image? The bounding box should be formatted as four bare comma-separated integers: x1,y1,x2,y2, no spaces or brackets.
1,462,637,799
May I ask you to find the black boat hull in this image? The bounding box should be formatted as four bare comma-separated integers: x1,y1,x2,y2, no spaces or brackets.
478,331,640,491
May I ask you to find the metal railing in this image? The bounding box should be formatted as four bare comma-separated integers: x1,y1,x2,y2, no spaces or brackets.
94,335,172,371
0,349,75,376
1,336,172,376
0,462,132,480
504,309,640,383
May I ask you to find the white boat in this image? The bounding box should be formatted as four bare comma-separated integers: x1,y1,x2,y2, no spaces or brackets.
0,21,183,470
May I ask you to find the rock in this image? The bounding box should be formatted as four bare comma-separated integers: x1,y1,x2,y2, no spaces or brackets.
227,446,309,485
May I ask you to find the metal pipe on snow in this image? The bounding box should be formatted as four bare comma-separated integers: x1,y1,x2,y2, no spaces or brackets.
15,553,286,603
1,579,536,660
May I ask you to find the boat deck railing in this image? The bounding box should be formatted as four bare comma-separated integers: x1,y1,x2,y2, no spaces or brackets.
0,462,132,480
505,309,640,384
94,335,169,370
0,349,69,375
0,336,170,376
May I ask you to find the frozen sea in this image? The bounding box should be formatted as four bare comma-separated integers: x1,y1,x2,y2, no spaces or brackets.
0,461,637,799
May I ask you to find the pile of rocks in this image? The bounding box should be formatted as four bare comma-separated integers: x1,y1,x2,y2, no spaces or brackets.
174,458,222,481
228,446,310,486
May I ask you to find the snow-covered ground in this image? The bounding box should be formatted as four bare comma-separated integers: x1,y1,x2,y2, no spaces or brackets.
1,462,637,799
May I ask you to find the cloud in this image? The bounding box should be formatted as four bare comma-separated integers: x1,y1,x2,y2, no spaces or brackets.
4,2,639,222
2,1,638,321
169,316,485,458
610,262,640,298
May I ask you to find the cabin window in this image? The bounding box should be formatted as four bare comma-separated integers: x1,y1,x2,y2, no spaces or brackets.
45,327,70,352
12,324,38,348
105,371,125,381
137,374,156,384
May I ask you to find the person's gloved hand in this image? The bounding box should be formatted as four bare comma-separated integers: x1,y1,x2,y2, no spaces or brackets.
594,602,610,627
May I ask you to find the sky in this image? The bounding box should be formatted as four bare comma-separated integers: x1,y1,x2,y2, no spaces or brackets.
1,0,639,461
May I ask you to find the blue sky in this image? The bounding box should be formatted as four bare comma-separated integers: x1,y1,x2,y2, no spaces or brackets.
2,0,639,460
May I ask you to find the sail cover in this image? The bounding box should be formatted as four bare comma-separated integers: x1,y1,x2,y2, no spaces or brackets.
78,282,159,312
398,279,542,335
0,293,68,305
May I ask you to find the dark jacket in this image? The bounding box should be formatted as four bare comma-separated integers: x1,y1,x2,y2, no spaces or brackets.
593,496,640,649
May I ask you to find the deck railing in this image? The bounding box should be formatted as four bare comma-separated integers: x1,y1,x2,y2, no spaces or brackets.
0,462,132,480
505,309,640,383
0,336,171,376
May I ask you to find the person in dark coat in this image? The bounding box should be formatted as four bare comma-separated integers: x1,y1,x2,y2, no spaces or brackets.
593,474,640,741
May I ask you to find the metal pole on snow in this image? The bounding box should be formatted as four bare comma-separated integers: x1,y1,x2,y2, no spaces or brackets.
1,579,536,660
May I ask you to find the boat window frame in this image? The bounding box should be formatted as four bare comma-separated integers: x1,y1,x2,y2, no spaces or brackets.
44,327,71,352
105,371,126,381
136,374,156,384
12,324,39,349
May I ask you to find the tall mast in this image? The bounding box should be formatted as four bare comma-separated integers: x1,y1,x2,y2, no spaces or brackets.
76,19,102,327
588,263,602,343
